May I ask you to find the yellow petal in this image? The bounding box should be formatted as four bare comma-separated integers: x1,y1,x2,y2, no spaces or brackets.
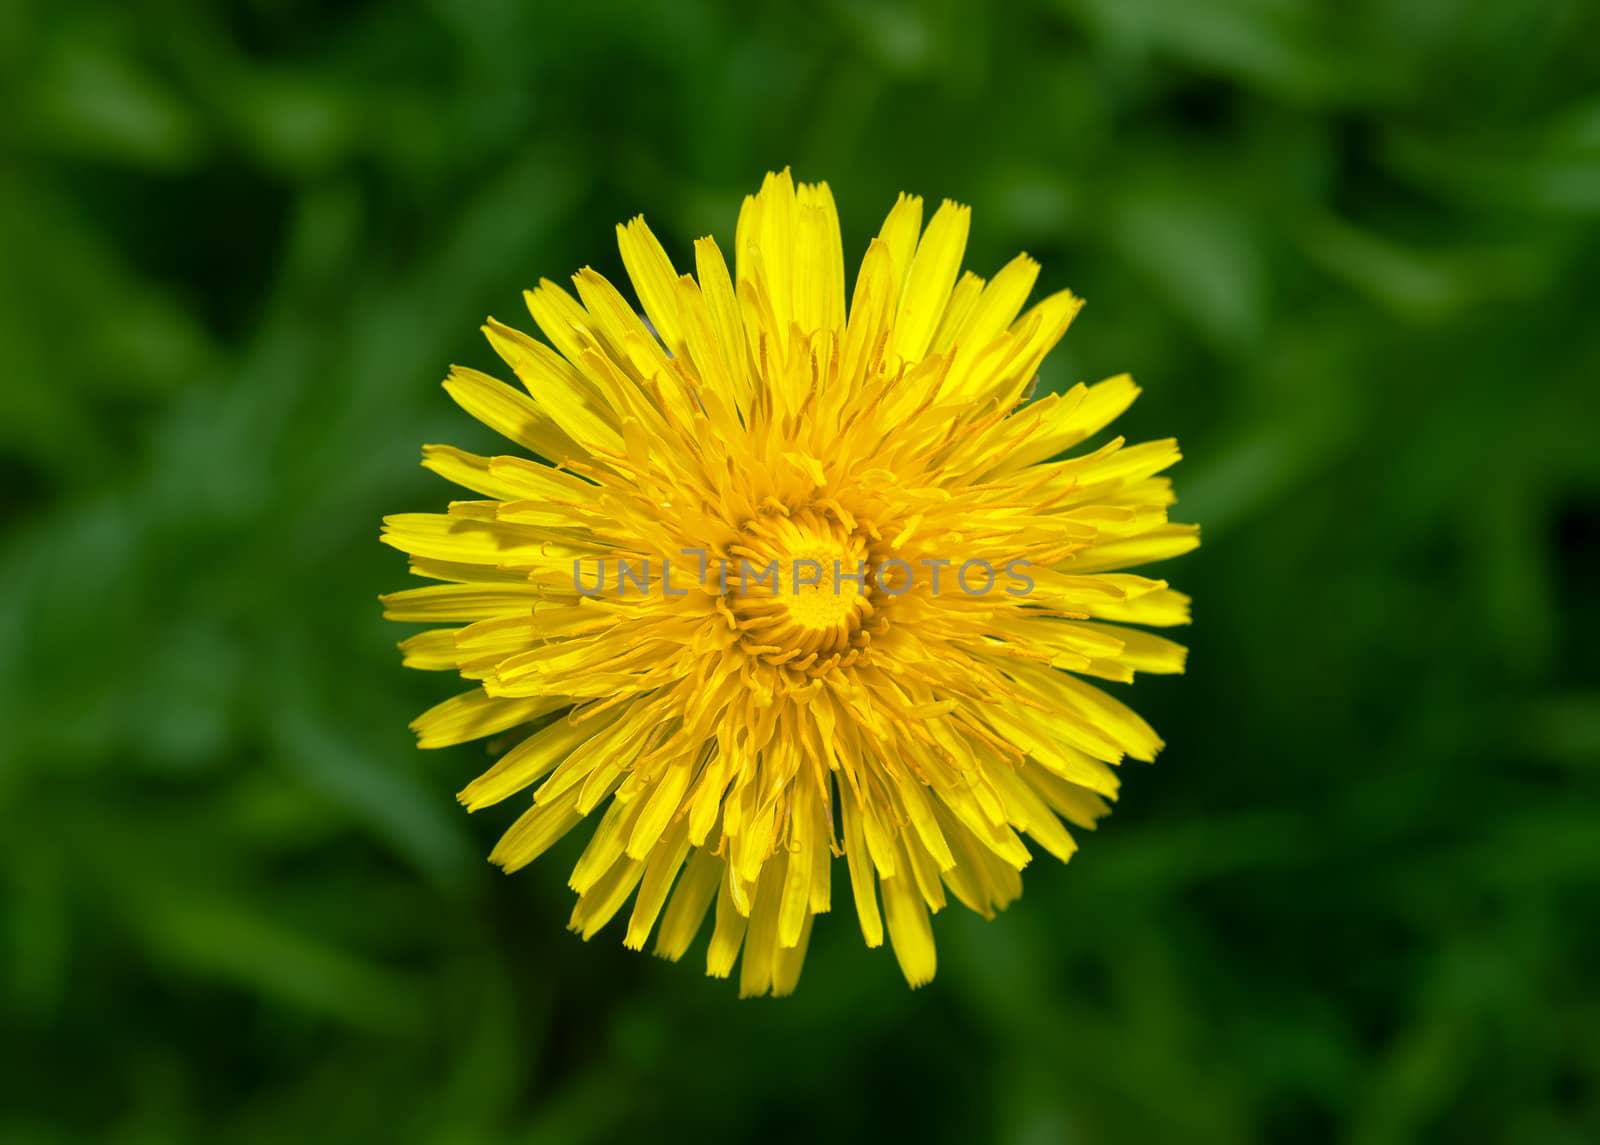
881,862,936,988
891,199,971,362
706,866,748,979
653,847,721,961
840,782,884,947
616,215,684,350
441,364,579,460
482,321,624,455
792,180,845,335
624,818,692,951
489,785,584,873
458,714,597,811
410,689,563,750
875,191,924,297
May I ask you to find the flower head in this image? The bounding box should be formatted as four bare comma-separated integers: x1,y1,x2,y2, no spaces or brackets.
381,169,1198,995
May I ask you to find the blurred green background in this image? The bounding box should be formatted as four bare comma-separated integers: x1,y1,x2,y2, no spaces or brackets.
4,0,1599,1141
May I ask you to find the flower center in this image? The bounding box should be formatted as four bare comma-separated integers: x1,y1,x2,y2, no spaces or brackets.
725,507,875,671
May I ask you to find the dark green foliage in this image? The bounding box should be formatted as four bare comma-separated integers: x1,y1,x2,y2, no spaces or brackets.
2,1,1598,1141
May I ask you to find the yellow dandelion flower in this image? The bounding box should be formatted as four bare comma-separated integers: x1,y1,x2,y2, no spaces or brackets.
380,169,1198,996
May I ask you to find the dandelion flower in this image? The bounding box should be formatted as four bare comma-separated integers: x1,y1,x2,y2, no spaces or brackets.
381,170,1198,995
